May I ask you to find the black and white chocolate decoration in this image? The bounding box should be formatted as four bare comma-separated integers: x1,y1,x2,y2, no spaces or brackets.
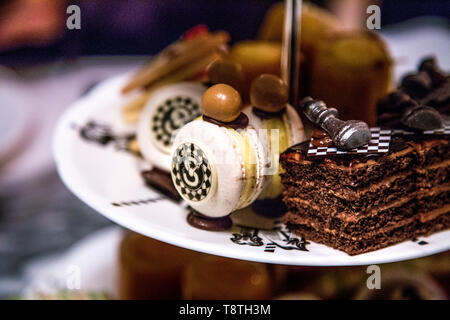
306,123,450,158
392,123,450,136
172,142,213,202
137,82,206,172
301,97,371,150
151,95,201,149
307,127,391,157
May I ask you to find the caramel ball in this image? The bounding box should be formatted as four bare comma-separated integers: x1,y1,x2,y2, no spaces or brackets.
208,59,245,95
250,74,288,113
202,84,242,122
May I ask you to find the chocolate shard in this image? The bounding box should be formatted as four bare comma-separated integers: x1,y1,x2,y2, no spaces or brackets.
401,71,432,98
141,168,182,201
401,104,444,130
419,56,446,87
377,91,417,114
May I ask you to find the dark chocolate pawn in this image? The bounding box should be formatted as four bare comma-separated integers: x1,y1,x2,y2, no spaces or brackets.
301,97,371,150
187,209,233,231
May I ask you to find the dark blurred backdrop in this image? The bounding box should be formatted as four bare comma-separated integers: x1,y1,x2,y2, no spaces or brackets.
0,0,449,66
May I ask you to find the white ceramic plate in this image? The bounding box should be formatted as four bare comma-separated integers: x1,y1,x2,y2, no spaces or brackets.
53,72,450,266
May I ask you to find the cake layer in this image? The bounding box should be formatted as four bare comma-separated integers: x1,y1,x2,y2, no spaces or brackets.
283,189,450,237
281,136,449,190
286,213,450,255
283,161,449,213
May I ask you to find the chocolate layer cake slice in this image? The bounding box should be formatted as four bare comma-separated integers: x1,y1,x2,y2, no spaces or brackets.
280,132,449,255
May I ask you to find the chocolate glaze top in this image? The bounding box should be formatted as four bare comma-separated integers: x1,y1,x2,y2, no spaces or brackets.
283,134,449,167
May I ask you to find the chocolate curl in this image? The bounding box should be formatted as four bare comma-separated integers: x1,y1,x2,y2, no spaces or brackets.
401,104,444,130
377,90,445,131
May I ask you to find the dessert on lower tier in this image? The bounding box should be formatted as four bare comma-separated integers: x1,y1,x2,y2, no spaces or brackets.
280,94,449,255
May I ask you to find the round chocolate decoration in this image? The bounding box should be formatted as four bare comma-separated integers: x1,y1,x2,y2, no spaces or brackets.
151,95,201,152
172,143,213,202
202,84,242,123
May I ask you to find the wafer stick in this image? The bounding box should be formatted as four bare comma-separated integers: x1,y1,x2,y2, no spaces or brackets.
122,32,229,94
122,51,224,123
122,89,157,123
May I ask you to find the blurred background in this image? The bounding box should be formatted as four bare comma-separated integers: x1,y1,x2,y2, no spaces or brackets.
0,0,449,299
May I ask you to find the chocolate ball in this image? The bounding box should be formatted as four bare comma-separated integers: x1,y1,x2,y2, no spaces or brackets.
202,84,242,122
208,59,245,94
250,74,288,113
